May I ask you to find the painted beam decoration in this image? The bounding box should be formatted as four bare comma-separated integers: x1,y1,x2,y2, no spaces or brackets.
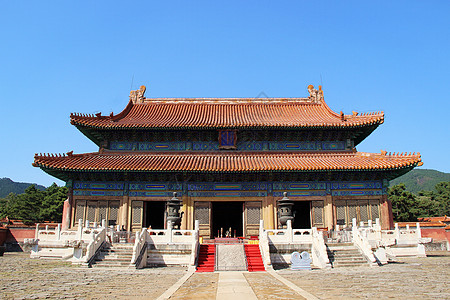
73,182,124,196
72,180,385,197
109,141,346,151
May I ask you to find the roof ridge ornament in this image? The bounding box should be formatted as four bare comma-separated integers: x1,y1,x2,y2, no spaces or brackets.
307,84,324,103
130,85,147,104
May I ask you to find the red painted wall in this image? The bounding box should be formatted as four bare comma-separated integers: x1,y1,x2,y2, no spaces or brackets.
421,228,450,242
5,227,36,243
0,228,7,245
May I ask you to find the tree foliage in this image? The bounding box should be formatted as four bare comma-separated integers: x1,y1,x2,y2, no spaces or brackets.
0,184,67,223
389,181,450,222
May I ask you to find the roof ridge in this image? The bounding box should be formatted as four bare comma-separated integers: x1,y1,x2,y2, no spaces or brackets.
34,151,99,159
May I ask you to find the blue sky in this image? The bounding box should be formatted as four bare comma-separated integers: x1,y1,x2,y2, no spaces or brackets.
1,1,449,187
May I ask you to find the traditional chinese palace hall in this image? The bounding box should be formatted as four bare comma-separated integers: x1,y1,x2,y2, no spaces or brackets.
33,85,422,237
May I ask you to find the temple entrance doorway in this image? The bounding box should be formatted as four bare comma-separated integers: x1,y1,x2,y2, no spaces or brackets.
212,202,243,237
293,201,312,229
144,201,166,229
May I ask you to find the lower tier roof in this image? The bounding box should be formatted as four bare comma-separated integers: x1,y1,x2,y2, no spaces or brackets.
33,150,421,174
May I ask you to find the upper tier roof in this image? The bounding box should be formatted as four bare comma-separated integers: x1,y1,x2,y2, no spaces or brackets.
70,86,384,130
33,150,421,174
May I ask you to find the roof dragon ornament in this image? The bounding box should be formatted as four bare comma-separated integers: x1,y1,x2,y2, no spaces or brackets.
307,84,324,103
130,85,147,104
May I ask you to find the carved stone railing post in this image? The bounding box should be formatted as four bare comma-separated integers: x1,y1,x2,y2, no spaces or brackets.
167,221,173,243
78,219,83,242
394,223,400,241
35,223,40,240
57,224,61,241
416,222,421,239
287,220,293,243
259,220,264,237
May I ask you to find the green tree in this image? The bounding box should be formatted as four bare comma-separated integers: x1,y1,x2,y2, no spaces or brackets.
418,182,450,217
389,183,419,222
6,185,43,223
39,184,68,222
434,182,450,216
0,184,67,223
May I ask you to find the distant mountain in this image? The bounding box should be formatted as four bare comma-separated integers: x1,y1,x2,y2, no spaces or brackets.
390,169,450,194
0,178,46,198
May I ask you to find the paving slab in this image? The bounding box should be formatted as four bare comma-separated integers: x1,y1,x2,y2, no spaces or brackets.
216,271,257,300
244,272,308,299
168,272,219,300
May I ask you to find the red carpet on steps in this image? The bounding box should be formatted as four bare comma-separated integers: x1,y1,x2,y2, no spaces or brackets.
196,244,215,272
244,244,266,272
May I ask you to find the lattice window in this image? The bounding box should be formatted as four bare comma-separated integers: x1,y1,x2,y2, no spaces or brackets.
370,200,380,221
132,201,143,224
335,200,346,225
86,201,97,223
98,201,107,223
312,201,324,225
247,206,261,225
347,200,357,223
195,204,210,225
359,200,369,223
109,201,120,226
74,200,86,225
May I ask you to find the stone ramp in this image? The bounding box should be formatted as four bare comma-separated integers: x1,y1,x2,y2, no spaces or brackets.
215,244,247,271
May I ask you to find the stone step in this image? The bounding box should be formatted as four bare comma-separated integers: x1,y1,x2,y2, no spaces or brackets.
332,262,368,267
103,247,134,251
327,246,359,251
91,262,131,267
96,257,131,262
330,256,366,262
326,243,369,268
91,243,135,268
100,251,133,255
328,252,362,257
326,242,354,247
98,255,133,260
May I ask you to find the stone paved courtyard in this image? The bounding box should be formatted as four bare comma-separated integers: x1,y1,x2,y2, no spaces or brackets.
0,253,187,299
0,252,449,299
279,252,450,300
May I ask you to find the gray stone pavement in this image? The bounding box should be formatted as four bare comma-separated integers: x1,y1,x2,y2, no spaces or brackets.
279,252,450,300
1,252,449,299
0,253,187,299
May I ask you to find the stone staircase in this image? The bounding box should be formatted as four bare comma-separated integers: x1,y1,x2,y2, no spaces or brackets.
91,243,134,268
326,243,369,268
244,244,265,272
196,244,215,272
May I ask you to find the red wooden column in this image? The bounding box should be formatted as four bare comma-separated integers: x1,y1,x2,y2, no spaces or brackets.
61,183,73,230
380,194,394,230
